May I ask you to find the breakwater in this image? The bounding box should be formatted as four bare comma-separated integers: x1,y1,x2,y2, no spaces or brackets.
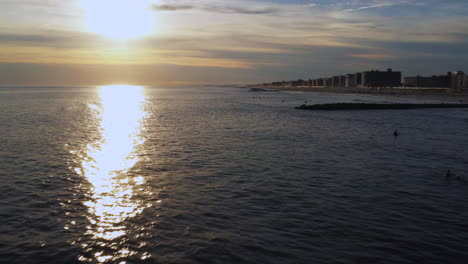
296,103,468,110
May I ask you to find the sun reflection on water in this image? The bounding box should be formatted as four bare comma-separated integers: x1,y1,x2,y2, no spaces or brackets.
73,85,150,262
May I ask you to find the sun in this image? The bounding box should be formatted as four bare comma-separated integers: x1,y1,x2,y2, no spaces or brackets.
80,0,154,40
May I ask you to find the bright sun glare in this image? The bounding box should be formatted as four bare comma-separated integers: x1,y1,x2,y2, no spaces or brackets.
80,0,154,39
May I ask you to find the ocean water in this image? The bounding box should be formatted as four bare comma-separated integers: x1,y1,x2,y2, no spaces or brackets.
1,86,467,264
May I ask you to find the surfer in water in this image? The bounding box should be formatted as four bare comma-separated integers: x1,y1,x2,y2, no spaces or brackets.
445,170,452,178
444,170,466,182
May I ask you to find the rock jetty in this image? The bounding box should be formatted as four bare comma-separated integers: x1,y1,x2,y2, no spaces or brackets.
295,103,468,111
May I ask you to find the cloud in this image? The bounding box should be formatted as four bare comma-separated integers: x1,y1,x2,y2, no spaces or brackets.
0,62,272,86
0,33,60,44
349,53,397,60
0,30,113,49
151,3,278,14
343,2,406,12
151,4,194,11
2,0,468,85
0,32,92,45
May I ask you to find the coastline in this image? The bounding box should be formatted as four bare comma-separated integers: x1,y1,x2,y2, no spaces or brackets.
240,85,468,103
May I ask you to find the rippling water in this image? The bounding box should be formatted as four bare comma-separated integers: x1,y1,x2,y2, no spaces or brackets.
1,86,468,264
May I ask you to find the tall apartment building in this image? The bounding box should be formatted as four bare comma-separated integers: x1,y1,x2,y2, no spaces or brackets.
451,71,465,90
355,72,362,87
361,69,401,88
404,73,452,88
345,74,356,87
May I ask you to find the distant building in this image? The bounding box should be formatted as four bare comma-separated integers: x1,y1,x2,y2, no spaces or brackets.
289,79,305,87
362,69,401,88
311,79,316,86
464,75,468,89
404,77,419,87
316,78,324,86
451,71,465,90
355,72,362,87
338,76,346,87
332,76,340,87
404,73,452,88
346,74,356,88
261,68,468,91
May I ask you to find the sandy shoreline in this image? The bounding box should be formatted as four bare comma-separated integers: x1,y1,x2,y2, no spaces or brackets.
240,85,468,103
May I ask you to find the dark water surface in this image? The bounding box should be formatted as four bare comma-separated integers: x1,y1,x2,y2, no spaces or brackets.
1,86,468,264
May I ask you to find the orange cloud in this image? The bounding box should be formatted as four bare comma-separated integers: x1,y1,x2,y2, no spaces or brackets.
0,45,267,69
349,53,397,60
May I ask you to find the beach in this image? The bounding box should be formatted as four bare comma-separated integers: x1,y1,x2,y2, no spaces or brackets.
244,85,468,103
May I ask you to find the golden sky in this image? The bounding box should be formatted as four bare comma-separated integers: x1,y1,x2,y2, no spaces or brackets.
1,0,467,86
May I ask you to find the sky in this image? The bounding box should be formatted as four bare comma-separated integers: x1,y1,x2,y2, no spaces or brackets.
0,0,467,86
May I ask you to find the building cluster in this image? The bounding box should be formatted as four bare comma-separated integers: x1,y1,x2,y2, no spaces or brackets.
306,69,402,88
259,69,468,90
404,71,468,90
